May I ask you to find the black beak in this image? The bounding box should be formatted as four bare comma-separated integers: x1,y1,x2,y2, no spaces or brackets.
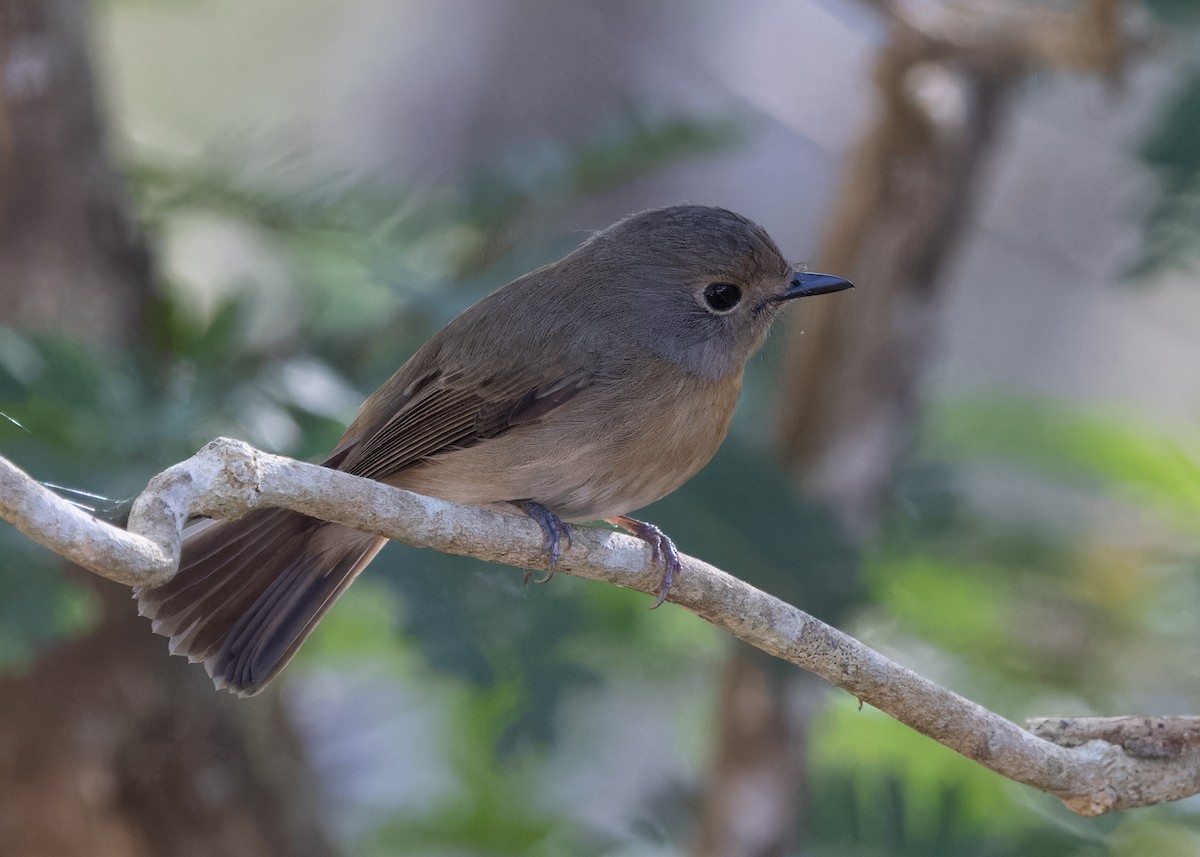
780,271,854,301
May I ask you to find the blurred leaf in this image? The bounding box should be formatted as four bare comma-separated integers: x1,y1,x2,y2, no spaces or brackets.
1106,814,1200,857
930,396,1200,531
865,553,1011,651
808,696,1089,857
0,535,97,670
459,109,743,245
145,289,250,362
375,546,602,749
897,395,1200,699
568,577,726,675
1131,64,1200,277
1143,0,1200,25
567,112,741,195
643,435,861,623
295,580,417,674
366,680,590,857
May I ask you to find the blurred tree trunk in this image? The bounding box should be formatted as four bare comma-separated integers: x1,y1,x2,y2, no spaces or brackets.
776,18,1017,539
0,586,333,857
692,655,826,857
693,29,1015,857
0,3,335,856
693,2,1134,854
778,0,1129,537
0,0,150,343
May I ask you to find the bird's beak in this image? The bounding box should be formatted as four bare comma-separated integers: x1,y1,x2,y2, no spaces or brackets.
779,271,854,301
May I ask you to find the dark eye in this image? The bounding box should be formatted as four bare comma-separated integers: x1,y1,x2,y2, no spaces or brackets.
702,282,742,313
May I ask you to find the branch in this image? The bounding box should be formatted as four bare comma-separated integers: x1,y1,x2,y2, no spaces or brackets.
3,438,1200,815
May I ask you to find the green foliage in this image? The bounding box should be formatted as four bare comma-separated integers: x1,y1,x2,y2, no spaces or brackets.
808,697,1085,857
302,582,594,854
644,435,862,623
459,109,741,231
365,681,591,857
295,579,419,672
866,553,1012,653
1104,814,1200,857
932,396,1200,532
812,393,1200,854
1144,0,1200,26
1132,61,1200,277
0,527,98,670
565,112,741,196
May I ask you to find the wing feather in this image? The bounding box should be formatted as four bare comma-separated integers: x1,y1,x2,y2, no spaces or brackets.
342,367,592,481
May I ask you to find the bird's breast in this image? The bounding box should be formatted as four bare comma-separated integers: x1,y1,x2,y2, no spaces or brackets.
388,365,743,521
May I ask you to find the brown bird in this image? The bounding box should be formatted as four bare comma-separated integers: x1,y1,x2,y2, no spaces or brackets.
135,205,852,696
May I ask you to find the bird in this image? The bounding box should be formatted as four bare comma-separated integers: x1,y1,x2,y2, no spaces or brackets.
134,204,853,696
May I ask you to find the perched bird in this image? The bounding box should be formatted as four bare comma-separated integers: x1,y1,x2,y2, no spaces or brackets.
135,205,852,695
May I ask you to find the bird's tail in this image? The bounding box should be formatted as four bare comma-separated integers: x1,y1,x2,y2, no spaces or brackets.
135,508,386,696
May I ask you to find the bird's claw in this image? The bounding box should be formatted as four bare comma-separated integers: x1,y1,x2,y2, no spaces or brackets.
514,500,572,585
606,516,681,608
643,527,681,609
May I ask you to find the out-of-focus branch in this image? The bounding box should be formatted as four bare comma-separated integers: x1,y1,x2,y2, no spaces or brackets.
775,0,1144,536
703,1,1151,850
692,654,812,857
2,438,1200,816
0,0,152,344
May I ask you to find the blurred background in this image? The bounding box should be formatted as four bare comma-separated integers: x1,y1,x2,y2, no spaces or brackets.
3,0,1200,854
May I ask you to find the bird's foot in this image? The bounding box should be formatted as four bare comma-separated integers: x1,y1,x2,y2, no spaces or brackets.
513,500,573,585
605,515,681,608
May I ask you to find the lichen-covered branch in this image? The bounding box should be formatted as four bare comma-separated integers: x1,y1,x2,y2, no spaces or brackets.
2,438,1199,816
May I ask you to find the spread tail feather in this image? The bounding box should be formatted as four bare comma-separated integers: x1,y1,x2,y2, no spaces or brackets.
135,509,386,696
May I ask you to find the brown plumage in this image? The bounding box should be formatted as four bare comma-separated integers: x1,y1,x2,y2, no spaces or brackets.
135,205,852,695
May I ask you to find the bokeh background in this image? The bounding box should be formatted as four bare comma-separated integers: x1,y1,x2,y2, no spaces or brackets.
3,0,1200,854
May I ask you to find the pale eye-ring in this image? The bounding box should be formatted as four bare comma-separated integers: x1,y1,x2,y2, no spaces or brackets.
702,282,742,313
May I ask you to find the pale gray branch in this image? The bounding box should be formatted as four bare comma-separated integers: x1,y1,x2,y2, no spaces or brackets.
1027,716,1200,758
0,453,176,586
2,438,1200,816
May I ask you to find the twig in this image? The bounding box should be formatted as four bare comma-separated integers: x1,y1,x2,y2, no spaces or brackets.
1027,717,1200,759
2,438,1199,815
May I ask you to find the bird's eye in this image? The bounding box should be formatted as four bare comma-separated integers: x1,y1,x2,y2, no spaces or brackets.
702,282,742,313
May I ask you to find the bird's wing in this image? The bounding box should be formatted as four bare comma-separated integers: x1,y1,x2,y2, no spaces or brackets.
334,366,592,481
